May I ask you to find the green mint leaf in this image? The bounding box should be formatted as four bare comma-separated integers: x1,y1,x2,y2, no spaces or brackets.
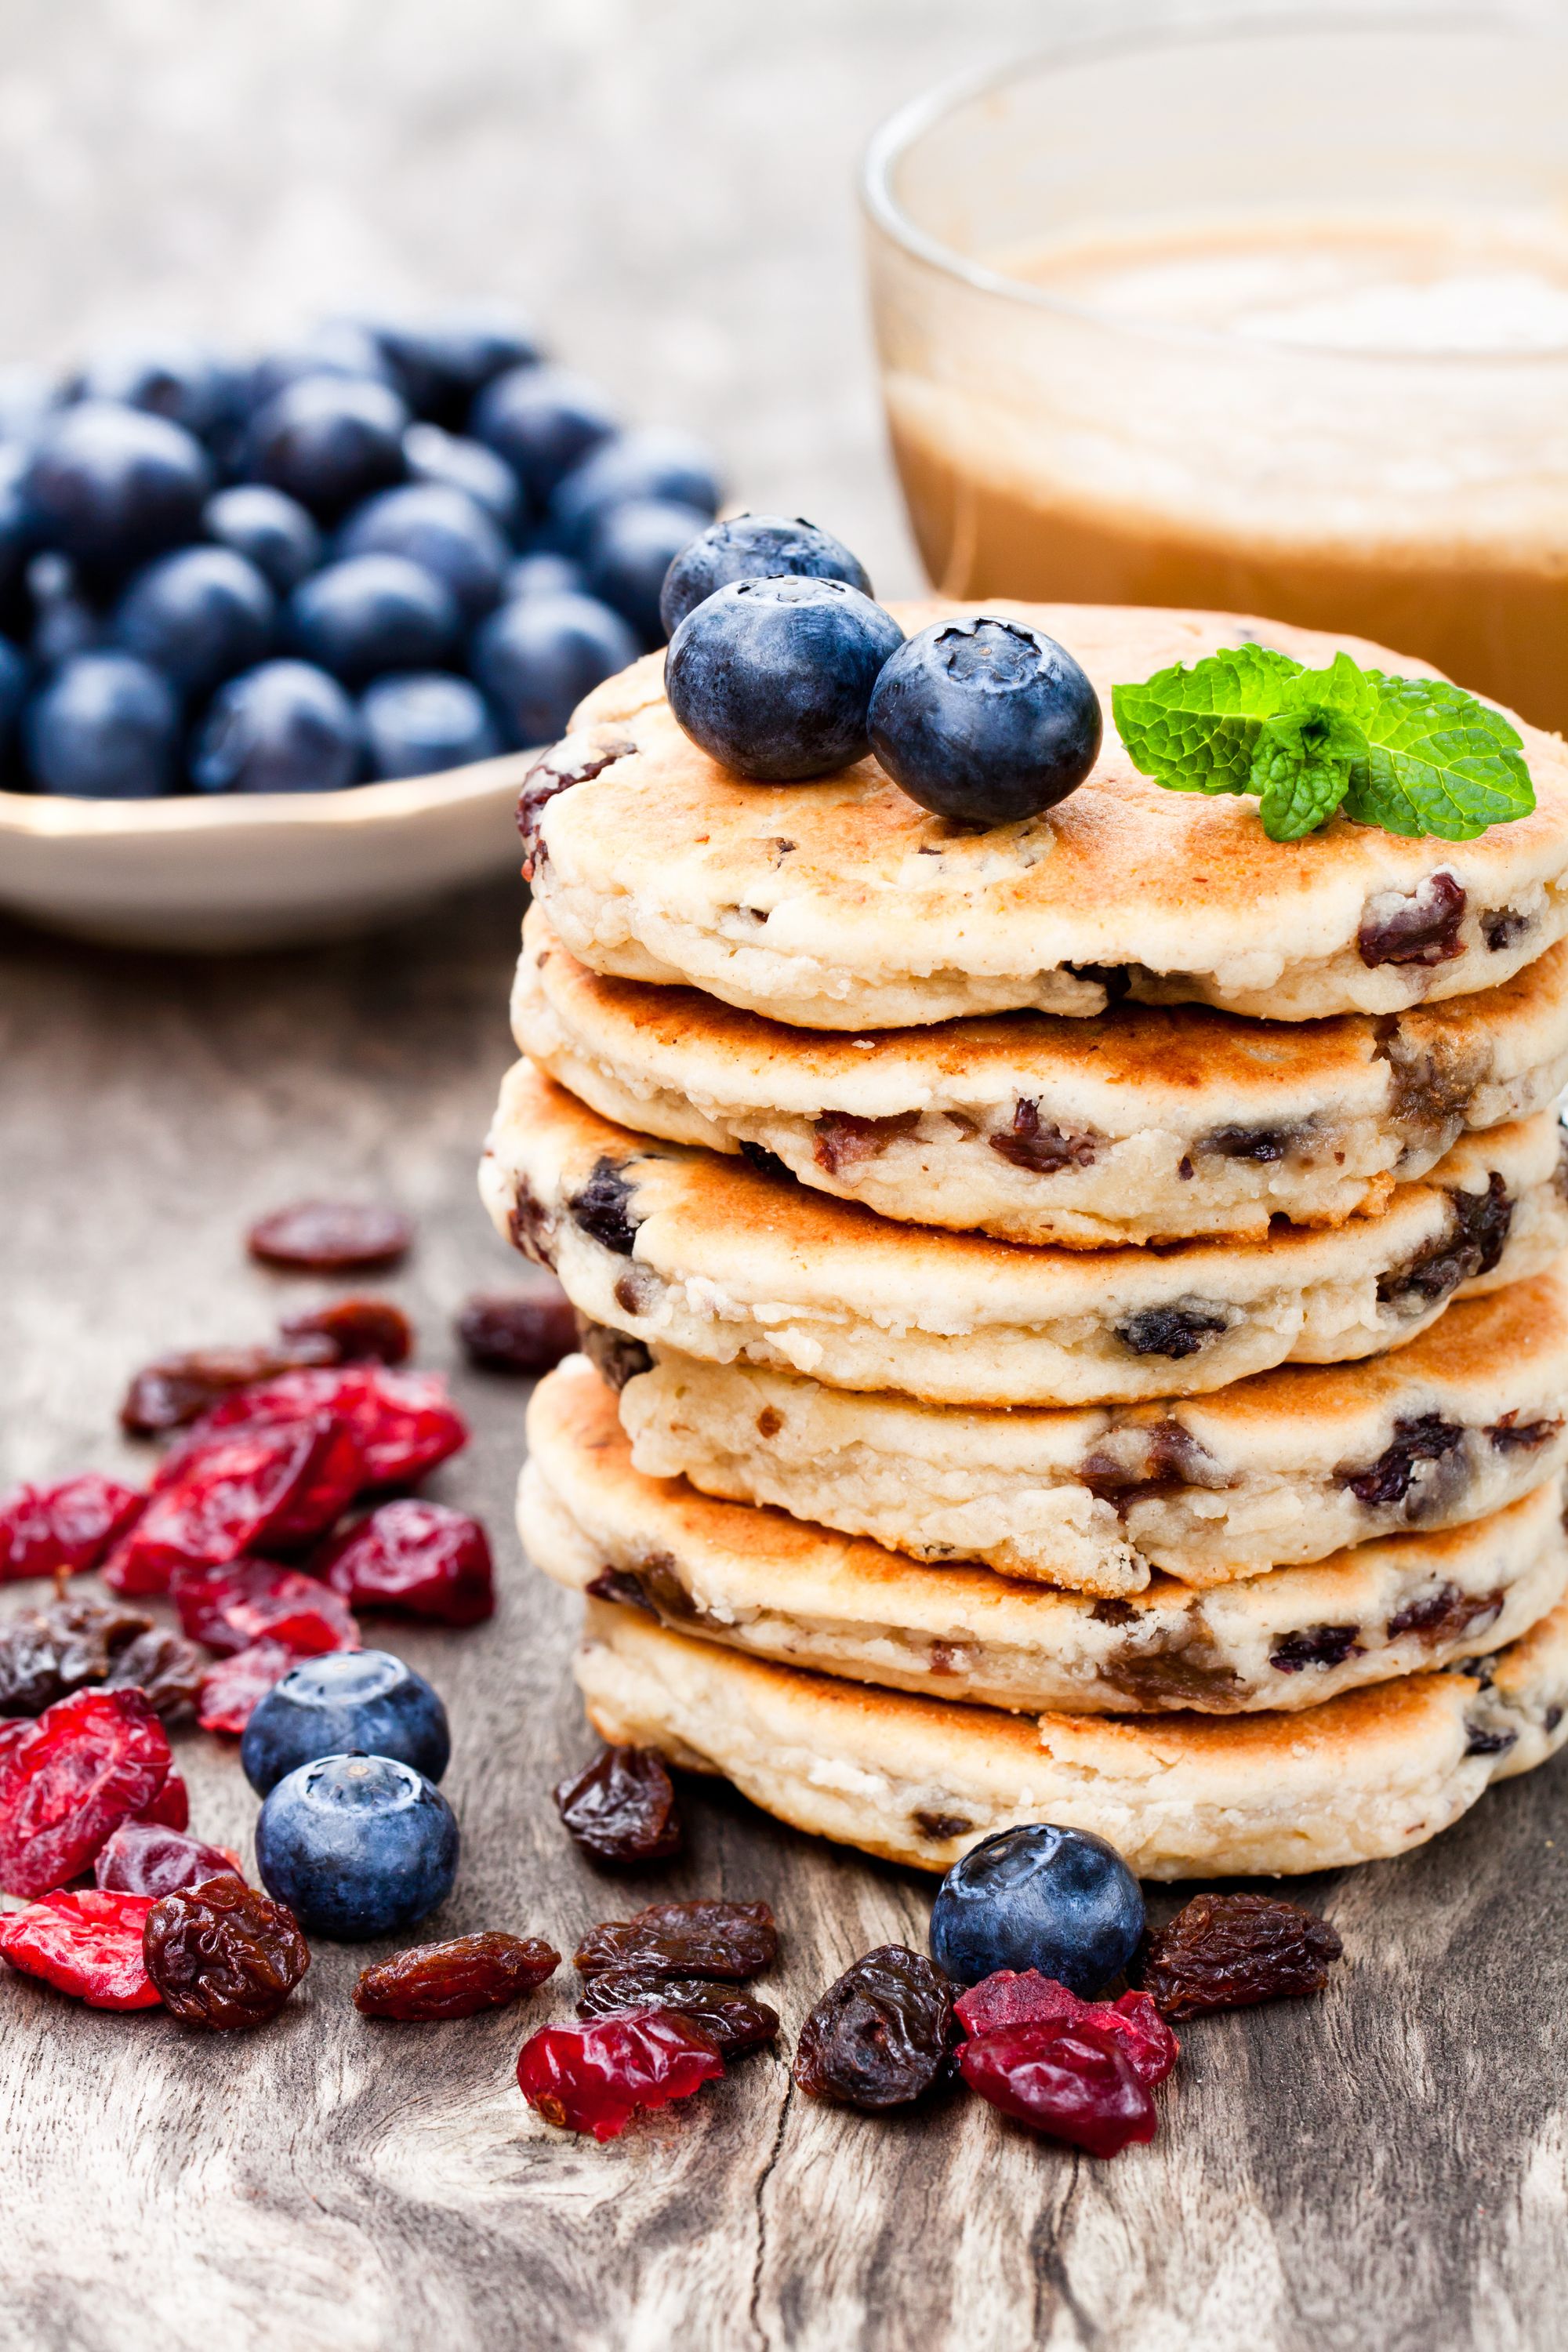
1286,650,1379,729
1248,709,1359,840
1341,672,1535,840
1111,644,1301,797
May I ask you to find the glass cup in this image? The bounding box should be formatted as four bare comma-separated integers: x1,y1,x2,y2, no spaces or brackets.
864,5,1568,731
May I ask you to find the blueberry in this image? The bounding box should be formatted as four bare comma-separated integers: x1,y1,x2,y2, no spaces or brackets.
240,1650,450,1798
471,365,616,507
24,401,212,576
549,427,719,551
402,422,522,536
70,339,241,443
337,482,509,622
191,659,361,794
504,551,586,602
369,305,539,426
928,1824,1145,1995
0,447,34,635
659,512,872,637
0,631,27,746
204,485,322,593
868,616,1102,826
27,553,103,669
585,497,712,648
247,376,409,522
290,554,459,684
24,652,180,799
255,1751,459,1941
114,545,275,699
666,576,903,782
359,670,499,779
246,323,397,412
471,590,637,747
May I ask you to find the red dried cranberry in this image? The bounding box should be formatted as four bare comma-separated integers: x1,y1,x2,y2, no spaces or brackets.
0,1687,172,1898
197,1641,296,1737
178,1367,466,1489
554,1746,682,1864
247,1200,413,1272
354,1932,561,2020
278,1298,413,1366
517,2009,724,2140
793,1945,954,2110
172,1559,358,1657
143,1873,310,2028
456,1289,578,1374
959,2020,1159,2157
100,1627,207,1719
0,1887,160,2009
953,1970,1178,2089
1141,1893,1343,2019
119,1343,337,1436
0,1474,144,1581
136,1768,190,1832
575,1900,777,1982
317,1501,493,1628
95,1820,243,1897
106,1417,363,1596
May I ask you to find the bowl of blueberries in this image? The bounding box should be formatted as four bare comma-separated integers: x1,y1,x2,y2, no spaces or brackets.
0,308,720,950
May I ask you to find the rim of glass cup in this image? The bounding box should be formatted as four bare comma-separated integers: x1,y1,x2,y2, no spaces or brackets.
861,1,1568,365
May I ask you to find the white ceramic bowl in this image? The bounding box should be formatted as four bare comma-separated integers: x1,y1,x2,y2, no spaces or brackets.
0,749,535,951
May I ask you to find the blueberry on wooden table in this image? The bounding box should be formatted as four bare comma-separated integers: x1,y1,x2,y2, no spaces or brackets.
929,1823,1145,1995
192,659,362,794
470,363,618,503
256,1752,459,1940
869,616,1102,825
666,574,905,780
473,590,638,747
240,1650,451,1797
659,511,873,637
203,484,322,593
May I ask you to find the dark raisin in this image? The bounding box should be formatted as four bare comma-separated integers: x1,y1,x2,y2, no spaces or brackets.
1199,1123,1294,1163
1451,1171,1512,1278
586,1566,660,1617
1341,1415,1467,1508
1357,873,1467,968
988,1098,1098,1175
1465,1722,1518,1758
1102,1646,1247,1705
1545,1706,1563,1735
756,1406,784,1439
1385,1582,1504,1644
517,731,635,875
793,1944,955,2111
738,1142,790,1180
0,1596,152,1716
278,1298,412,1366
1078,1419,1223,1509
1269,1623,1364,1673
554,1745,682,1864
1115,1305,1229,1359
913,1809,975,1841
1482,908,1531,953
574,1317,653,1392
120,1339,343,1435
247,1201,412,1273
1065,963,1132,1005
612,1267,657,1315
1486,1413,1563,1454
1141,1892,1341,2018
1090,1599,1138,1627
142,1873,310,2029
575,1969,779,2054
456,1289,577,1373
101,1628,206,1720
813,1111,922,1175
568,1158,641,1256
354,1931,560,2020
507,1178,556,1265
575,1900,777,1983
1377,1181,1504,1311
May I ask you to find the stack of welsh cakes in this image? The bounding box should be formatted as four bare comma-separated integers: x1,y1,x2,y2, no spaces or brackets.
482,600,1568,1881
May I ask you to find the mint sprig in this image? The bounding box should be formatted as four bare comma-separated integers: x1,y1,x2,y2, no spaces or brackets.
1111,647,1534,843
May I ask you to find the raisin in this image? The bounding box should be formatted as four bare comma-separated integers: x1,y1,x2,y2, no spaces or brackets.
1357,873,1467,968
793,1944,954,2111
143,1873,310,2029
175,1366,466,1490
317,1501,494,1628
1102,1648,1247,1705
1341,1414,1466,1508
913,1809,975,1841
585,1566,660,1617
247,1201,413,1272
1385,1582,1504,1645
278,1298,413,1367
1141,1892,1341,2018
988,1098,1098,1175
107,1417,364,1596
575,1319,654,1392
119,1343,336,1436
516,730,635,877
172,1559,358,1658
197,1640,296,1736
737,1142,790,1180
354,1931,561,2020
1091,1599,1138,1627
568,1158,641,1255
94,1820,242,1898
1115,1305,1229,1359
1269,1623,1364,1673
0,1687,172,1898
813,1111,922,1174
101,1628,207,1720
1451,1171,1512,1277
457,1289,577,1374
1482,908,1531,953
0,1473,145,1581
1078,1420,1222,1512
507,1178,556,1265
0,1887,159,2009
517,2009,724,2140
554,1745,682,1864
1065,962,1132,1004
1464,1722,1517,1758
575,1900,777,1983
953,1971,1178,2089
1487,1412,1563,1453
1199,1124,1293,1163
0,1595,153,1715
575,1969,780,2055
959,2020,1158,2157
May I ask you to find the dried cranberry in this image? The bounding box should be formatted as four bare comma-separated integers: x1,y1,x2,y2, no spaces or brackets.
248,1200,412,1272
516,731,635,877
0,1887,159,2009
317,1501,493,1628
354,1931,561,2020
555,1744,682,1864
143,1873,310,2028
278,1298,413,1366
179,1367,466,1489
456,1289,579,1374
100,1627,207,1719
953,1970,1178,2088
0,1595,153,1715
575,1900,777,1983
197,1640,297,1737
95,1820,243,1897
107,1417,363,1595
793,1944,954,2111
0,1473,144,1581
172,1559,358,1658
959,2020,1159,2156
0,1686,172,1898
1357,873,1467,968
137,1768,190,1831
517,2009,724,2140
814,1110,923,1174
119,1343,336,1436
576,1969,780,2055
1141,1892,1342,2019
